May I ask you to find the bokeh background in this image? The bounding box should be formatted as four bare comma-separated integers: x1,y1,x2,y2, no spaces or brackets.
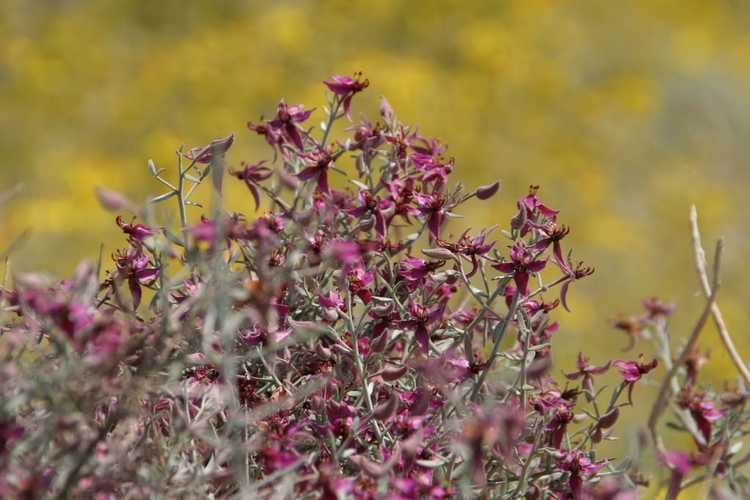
2,0,750,491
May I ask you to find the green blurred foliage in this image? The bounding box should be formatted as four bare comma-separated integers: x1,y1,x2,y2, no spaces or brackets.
2,0,750,486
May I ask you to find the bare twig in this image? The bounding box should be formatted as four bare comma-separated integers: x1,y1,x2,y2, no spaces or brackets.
690,205,750,386
647,238,721,450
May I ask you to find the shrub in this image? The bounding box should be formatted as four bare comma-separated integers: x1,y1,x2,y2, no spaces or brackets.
0,75,748,499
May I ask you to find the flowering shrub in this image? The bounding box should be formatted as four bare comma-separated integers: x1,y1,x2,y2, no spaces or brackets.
0,75,748,499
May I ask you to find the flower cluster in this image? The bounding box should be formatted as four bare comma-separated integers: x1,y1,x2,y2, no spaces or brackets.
0,75,747,499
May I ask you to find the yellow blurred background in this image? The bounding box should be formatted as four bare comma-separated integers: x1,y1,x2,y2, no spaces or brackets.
1,0,749,483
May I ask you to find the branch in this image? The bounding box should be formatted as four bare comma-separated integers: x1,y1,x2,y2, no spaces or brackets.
690,205,750,386
647,238,721,450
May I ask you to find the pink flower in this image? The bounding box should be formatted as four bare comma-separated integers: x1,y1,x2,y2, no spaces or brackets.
565,352,610,395
323,239,361,271
558,257,595,312
532,225,569,270
297,148,334,194
492,244,546,295
323,73,369,119
415,192,449,241
230,161,273,210
184,133,235,164
678,392,724,444
546,407,574,448
658,449,694,500
556,450,607,500
116,216,153,243
345,190,393,240
269,100,314,150
113,244,159,309
642,297,676,318
347,266,374,304
398,257,445,287
410,149,453,191
398,300,444,352
514,186,559,235
614,356,658,403
438,228,495,277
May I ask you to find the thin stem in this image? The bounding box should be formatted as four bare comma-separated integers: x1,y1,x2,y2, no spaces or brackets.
512,420,542,497
176,149,189,245
320,98,342,148
469,289,520,402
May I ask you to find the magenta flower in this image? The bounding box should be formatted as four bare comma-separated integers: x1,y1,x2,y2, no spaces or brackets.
230,161,273,210
184,133,235,164
268,100,314,150
546,407,575,448
247,120,282,150
642,297,676,318
410,348,472,385
319,290,345,310
411,150,453,191
0,420,24,456
348,119,385,157
345,190,393,240
398,300,444,352
565,352,611,395
297,148,333,194
556,450,606,500
22,290,93,344
323,239,361,266
438,228,495,277
532,390,575,415
116,216,153,243
319,290,346,322
386,176,418,224
398,257,445,288
557,254,595,312
415,192,448,241
532,225,569,270
614,356,658,403
323,73,369,119
518,186,559,221
261,443,300,474
492,244,546,296
505,285,559,316
113,245,159,309
658,449,694,500
678,392,724,444
346,265,374,304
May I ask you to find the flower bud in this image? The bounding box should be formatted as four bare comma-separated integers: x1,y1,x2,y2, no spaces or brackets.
379,364,408,382
422,248,455,260
356,217,375,232
372,393,398,421
410,388,431,416
475,181,501,200
323,308,339,322
95,186,136,213
370,330,389,353
315,343,332,360
379,96,394,123
597,407,620,430
592,427,604,443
